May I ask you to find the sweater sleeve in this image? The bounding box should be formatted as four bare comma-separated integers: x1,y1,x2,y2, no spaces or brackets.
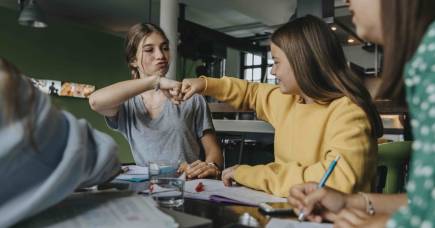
0,77,120,227
204,76,290,126
233,100,376,197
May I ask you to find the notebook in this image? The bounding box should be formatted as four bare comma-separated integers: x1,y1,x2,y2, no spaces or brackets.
184,179,287,206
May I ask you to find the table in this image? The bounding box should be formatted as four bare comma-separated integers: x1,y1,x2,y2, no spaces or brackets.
15,180,295,228
175,198,275,227
212,120,274,134
117,180,294,228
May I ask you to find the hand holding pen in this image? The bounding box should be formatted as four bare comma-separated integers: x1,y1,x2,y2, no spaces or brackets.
289,155,340,221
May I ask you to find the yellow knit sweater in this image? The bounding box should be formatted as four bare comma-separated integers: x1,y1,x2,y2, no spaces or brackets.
204,76,377,197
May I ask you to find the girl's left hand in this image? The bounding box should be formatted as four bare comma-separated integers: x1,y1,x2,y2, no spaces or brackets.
221,165,240,186
183,160,221,179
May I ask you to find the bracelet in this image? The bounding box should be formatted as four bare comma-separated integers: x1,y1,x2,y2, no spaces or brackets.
358,192,375,215
199,76,208,94
206,162,221,179
154,76,160,91
206,162,220,170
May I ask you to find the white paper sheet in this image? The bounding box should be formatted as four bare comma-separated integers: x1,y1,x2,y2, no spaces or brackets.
266,218,333,228
184,179,287,205
19,192,177,228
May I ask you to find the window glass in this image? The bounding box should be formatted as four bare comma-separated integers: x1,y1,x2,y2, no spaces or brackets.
245,53,253,65
253,68,261,82
244,68,253,81
253,54,262,65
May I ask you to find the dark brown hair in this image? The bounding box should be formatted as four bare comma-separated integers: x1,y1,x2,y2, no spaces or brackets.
0,57,37,149
125,23,169,79
377,0,435,101
271,15,383,138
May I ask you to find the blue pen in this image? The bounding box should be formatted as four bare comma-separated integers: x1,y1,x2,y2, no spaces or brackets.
298,155,341,222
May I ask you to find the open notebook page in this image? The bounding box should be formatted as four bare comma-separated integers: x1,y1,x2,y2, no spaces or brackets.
184,179,286,206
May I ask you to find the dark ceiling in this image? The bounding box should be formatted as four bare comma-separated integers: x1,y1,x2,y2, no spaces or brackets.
0,0,359,45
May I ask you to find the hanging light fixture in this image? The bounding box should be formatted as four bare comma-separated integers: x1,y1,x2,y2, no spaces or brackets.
18,0,47,28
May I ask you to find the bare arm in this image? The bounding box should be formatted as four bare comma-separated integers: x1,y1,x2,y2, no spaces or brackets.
346,193,407,214
89,76,180,117
288,183,407,223
183,131,223,179
201,131,223,168
89,76,159,117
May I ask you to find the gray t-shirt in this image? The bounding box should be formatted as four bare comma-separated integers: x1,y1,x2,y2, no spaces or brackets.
106,94,214,165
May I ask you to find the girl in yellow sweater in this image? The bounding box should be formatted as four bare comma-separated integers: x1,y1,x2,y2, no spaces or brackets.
181,15,383,197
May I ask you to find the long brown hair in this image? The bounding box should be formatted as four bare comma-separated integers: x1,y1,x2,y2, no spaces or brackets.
125,23,169,79
377,0,435,100
271,15,383,138
0,57,37,149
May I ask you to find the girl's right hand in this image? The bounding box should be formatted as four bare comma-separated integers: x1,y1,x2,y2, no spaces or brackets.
181,78,206,101
288,182,348,223
159,77,183,104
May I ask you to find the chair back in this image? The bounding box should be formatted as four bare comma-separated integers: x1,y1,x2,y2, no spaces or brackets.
375,141,412,193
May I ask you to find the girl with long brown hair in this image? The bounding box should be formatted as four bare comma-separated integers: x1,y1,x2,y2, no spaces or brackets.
181,15,382,197
0,57,120,227
89,23,223,179
288,0,435,227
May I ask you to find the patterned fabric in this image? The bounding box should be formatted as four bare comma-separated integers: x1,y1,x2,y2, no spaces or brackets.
387,21,435,228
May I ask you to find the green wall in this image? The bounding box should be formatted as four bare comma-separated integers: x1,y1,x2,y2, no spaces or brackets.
0,6,244,163
0,7,134,162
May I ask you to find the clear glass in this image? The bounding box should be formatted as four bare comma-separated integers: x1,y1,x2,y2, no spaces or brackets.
147,160,180,178
147,160,184,207
149,178,185,207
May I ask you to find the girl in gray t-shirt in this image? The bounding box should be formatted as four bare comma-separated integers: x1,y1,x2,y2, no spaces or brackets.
89,23,223,179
